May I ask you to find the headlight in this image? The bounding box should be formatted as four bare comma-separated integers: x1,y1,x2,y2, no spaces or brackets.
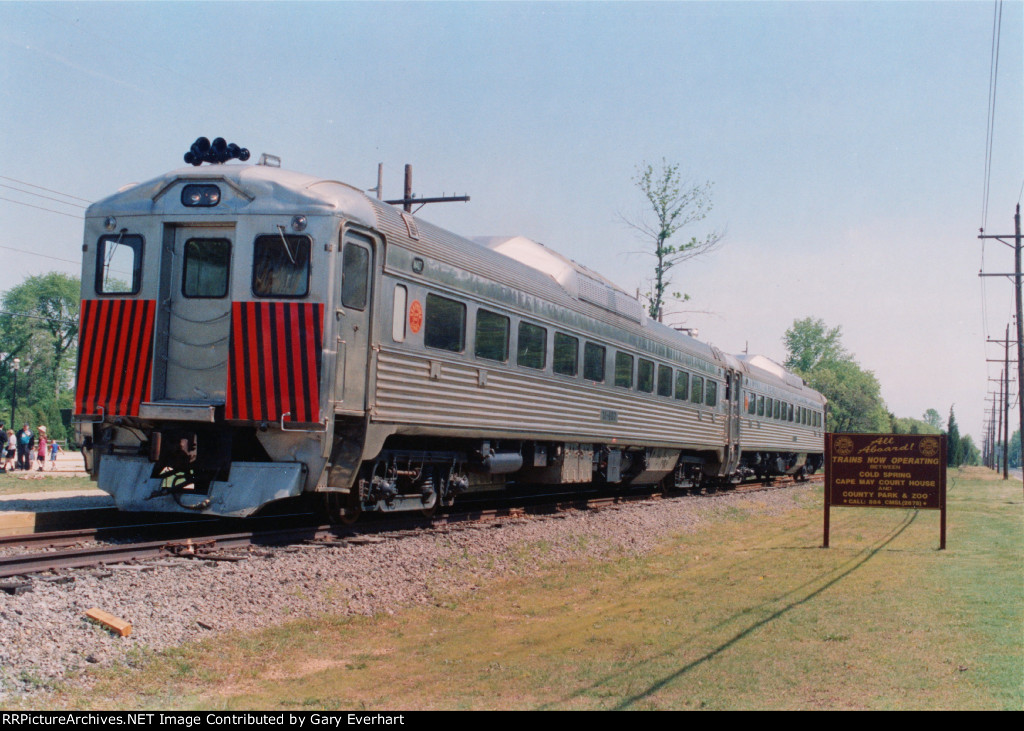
181,184,221,207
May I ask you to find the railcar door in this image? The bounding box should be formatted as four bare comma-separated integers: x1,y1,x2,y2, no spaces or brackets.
155,225,234,404
334,229,375,413
724,370,742,475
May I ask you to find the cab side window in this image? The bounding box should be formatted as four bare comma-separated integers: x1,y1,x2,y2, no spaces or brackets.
341,237,371,310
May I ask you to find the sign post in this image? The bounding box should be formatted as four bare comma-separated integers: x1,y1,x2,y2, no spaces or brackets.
824,434,947,549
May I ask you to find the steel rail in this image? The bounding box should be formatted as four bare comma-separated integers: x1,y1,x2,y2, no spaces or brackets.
0,475,821,580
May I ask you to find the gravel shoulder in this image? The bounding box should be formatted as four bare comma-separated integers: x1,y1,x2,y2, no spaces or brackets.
0,485,813,702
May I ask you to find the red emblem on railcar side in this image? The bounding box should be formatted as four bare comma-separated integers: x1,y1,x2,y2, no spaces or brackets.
409,300,423,334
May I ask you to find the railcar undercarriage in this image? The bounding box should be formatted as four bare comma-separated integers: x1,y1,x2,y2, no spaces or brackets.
82,418,823,520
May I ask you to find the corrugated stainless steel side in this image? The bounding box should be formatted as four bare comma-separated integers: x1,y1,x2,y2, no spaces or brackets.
738,418,823,452
372,349,725,449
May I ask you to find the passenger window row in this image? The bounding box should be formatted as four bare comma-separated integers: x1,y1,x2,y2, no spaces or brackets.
745,391,822,427
419,291,720,407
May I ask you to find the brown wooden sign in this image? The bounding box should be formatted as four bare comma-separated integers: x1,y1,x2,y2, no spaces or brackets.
824,433,947,549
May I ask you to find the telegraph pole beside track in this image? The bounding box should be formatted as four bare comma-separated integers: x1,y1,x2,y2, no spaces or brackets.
978,205,1024,495
986,323,1015,479
382,164,471,213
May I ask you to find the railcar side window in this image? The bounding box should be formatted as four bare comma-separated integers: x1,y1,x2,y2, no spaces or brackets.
392,285,407,342
424,294,466,352
789,404,794,422
765,397,773,418
475,309,510,362
705,381,717,407
757,395,765,417
691,376,704,404
614,352,633,388
553,333,579,377
252,234,311,297
584,342,606,383
517,322,547,370
747,393,756,415
774,400,782,420
96,233,144,295
657,365,673,397
341,241,370,310
182,238,231,298
675,371,689,400
637,359,654,393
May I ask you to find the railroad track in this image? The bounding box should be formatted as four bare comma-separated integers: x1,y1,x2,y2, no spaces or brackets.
0,474,821,583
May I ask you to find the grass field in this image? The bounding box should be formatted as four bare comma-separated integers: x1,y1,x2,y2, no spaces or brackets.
0,474,96,496
27,467,1024,710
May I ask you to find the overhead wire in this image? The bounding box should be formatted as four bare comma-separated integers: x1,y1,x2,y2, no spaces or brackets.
0,183,88,209
0,175,91,204
981,0,1003,233
0,243,81,267
0,196,83,220
0,309,77,326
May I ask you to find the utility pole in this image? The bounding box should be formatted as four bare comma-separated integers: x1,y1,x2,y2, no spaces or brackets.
987,323,1015,479
979,205,1023,494
381,164,471,213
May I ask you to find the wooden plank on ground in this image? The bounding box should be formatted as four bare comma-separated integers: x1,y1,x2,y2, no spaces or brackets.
85,607,132,637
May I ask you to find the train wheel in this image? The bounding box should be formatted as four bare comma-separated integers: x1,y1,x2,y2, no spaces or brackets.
322,491,361,525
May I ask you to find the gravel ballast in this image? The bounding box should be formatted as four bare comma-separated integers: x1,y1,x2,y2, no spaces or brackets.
0,485,812,700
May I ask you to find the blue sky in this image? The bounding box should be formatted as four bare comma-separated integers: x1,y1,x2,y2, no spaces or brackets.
1,1,1021,442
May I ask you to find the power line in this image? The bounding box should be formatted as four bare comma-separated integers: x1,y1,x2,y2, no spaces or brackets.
0,309,77,326
0,243,81,267
0,175,92,204
0,196,83,220
981,0,1003,232
0,183,88,209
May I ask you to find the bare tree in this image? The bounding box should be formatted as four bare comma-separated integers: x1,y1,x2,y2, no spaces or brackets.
623,159,723,321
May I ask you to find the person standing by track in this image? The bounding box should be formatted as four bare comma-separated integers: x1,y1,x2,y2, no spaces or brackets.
15,424,32,470
3,429,14,473
49,438,61,470
35,426,48,471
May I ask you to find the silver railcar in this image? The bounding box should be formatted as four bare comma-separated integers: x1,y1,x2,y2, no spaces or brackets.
74,154,825,519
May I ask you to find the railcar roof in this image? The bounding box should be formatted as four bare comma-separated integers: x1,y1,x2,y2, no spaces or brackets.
91,163,814,383
736,354,826,404
87,163,378,226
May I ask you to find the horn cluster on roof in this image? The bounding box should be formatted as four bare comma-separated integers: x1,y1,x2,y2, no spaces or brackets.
184,137,251,166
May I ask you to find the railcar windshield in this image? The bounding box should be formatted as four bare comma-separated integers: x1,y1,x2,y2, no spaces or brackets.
95,233,143,295
252,234,311,297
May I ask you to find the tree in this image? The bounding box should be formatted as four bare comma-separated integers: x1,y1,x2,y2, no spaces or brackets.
624,159,723,321
783,317,850,373
922,408,943,430
1009,429,1021,469
946,406,962,468
959,434,981,466
804,358,889,433
0,272,80,443
783,317,888,433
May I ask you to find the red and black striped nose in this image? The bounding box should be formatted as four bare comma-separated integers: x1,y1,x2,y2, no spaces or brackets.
224,301,324,424
75,299,156,417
